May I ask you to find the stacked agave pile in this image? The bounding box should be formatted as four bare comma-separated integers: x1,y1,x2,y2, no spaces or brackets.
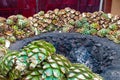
0,17,8,46
0,17,7,36
79,12,120,43
29,7,82,34
0,40,102,80
0,15,35,46
5,15,34,40
30,7,120,43
0,7,120,44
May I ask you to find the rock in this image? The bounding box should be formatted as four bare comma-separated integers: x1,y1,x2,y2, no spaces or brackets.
101,66,120,80
69,46,96,69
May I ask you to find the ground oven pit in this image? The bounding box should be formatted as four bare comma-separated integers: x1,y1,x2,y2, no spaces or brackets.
10,32,120,80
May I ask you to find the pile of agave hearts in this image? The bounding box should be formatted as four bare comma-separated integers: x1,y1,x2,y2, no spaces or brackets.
0,7,120,48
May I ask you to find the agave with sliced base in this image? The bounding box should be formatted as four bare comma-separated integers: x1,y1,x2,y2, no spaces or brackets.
90,23,100,30
89,28,98,35
109,24,118,30
0,51,19,77
22,54,71,80
66,63,103,80
41,54,71,80
108,31,120,43
0,37,5,45
97,28,110,37
0,40,56,80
